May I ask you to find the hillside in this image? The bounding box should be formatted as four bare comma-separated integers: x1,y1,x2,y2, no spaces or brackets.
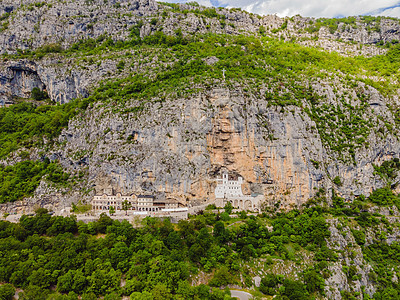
1,0,400,211
1,0,400,298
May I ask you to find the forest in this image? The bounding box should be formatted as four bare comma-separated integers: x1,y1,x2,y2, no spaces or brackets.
0,188,400,299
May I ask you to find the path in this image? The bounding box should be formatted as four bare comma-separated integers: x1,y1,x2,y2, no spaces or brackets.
230,290,253,300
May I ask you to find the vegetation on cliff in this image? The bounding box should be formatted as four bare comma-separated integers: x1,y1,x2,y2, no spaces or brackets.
0,160,70,203
0,101,88,159
2,30,400,164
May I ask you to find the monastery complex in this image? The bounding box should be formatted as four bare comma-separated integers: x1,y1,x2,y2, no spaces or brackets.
214,171,263,211
90,171,262,222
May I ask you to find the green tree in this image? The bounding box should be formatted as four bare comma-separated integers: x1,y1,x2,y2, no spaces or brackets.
96,213,113,233
188,243,205,262
260,274,280,295
368,187,399,206
117,60,125,71
152,284,172,300
20,285,49,300
57,270,74,293
333,176,342,186
282,279,308,300
109,206,115,216
122,200,132,216
28,267,53,289
165,231,182,250
213,221,227,243
224,201,233,214
130,291,153,300
31,87,49,101
209,266,234,287
303,269,325,293
0,284,15,300
104,292,121,300
351,229,366,245
81,293,97,300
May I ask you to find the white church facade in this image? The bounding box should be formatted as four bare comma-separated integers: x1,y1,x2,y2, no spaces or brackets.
215,172,245,198
215,171,263,211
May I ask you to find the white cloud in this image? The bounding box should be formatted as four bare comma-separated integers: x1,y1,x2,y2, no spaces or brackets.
161,0,400,18
165,0,213,6
192,0,213,6
375,6,400,18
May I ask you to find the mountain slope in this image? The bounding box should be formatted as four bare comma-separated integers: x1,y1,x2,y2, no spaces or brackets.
1,1,400,299
0,0,400,211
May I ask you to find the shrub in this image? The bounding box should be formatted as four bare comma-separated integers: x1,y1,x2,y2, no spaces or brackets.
0,284,15,300
37,43,63,54
31,87,49,101
209,266,234,287
333,176,342,186
259,274,280,295
282,279,309,300
303,269,325,293
206,204,217,210
116,60,125,71
351,229,366,245
374,158,400,180
224,201,233,214
368,187,399,206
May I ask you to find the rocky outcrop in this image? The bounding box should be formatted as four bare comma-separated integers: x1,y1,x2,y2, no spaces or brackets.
0,56,124,104
0,60,45,105
0,180,82,214
325,219,376,299
327,18,400,45
1,1,399,105
0,0,158,54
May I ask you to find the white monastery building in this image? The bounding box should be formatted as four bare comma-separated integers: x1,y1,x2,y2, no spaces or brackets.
92,192,134,211
92,190,181,213
215,172,244,198
215,171,263,211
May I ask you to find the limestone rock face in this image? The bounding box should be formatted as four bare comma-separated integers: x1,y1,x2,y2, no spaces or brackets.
0,0,158,54
16,84,390,212
325,218,376,299
0,57,120,104
0,1,399,211
1,1,400,105
0,60,44,105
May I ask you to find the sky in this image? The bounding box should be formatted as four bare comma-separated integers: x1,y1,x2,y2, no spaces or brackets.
163,0,400,18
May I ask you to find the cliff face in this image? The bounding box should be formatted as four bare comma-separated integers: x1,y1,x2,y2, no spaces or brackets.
0,0,399,212
0,0,157,53
0,59,90,105
0,60,44,104
19,83,392,213
1,1,400,105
